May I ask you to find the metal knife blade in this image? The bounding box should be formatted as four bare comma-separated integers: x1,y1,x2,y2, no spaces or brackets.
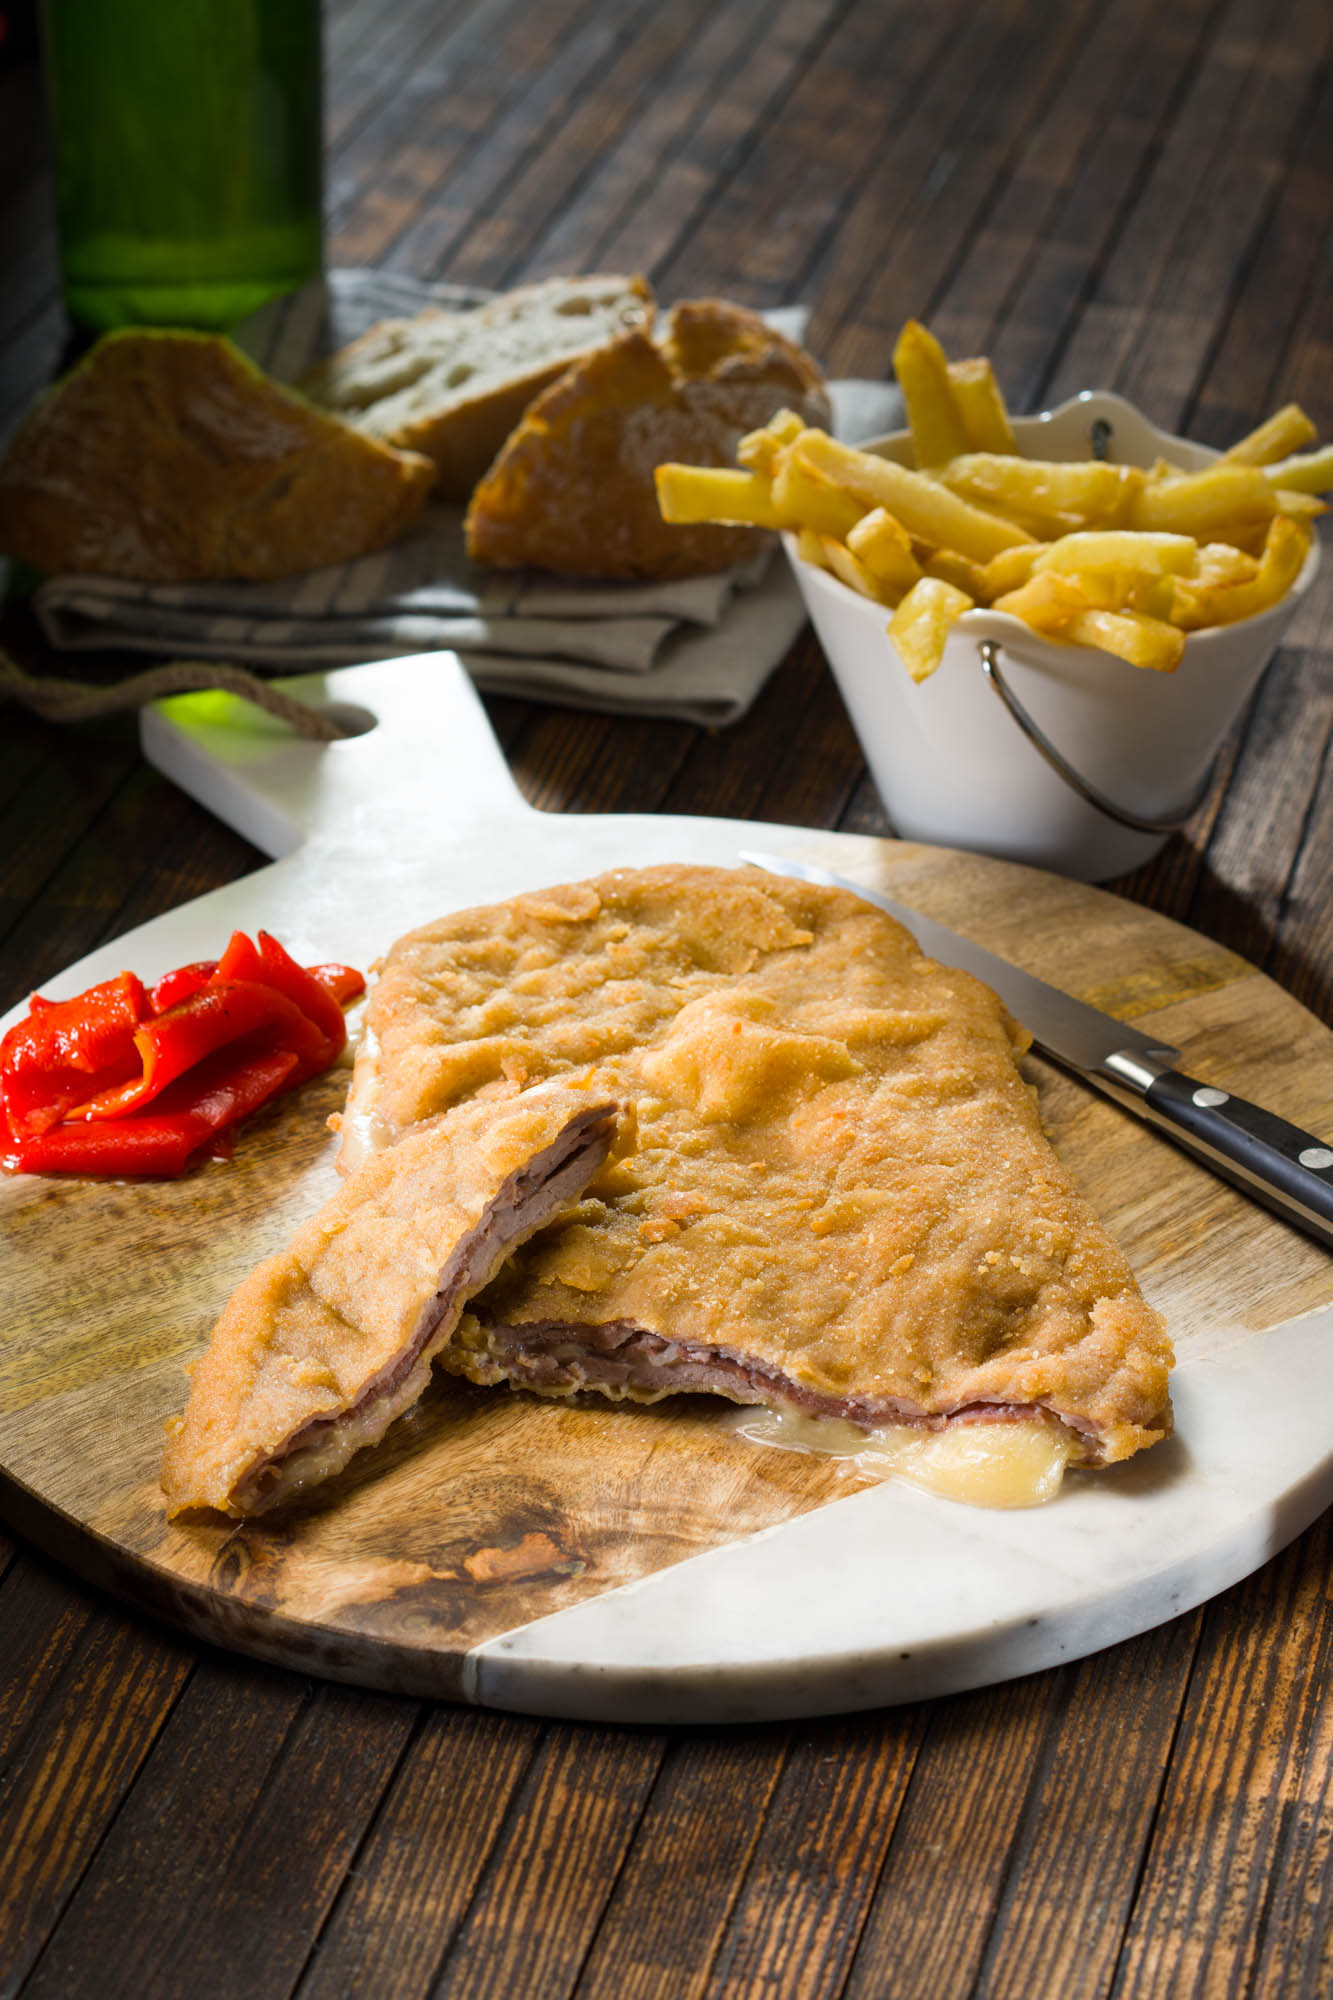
741,848,1333,1250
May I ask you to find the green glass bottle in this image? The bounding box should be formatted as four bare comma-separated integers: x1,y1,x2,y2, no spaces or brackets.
41,0,323,332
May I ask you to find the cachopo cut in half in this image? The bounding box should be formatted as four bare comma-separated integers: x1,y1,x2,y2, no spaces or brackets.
165,866,1173,1520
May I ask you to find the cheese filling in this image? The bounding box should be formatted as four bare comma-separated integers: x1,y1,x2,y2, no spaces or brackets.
729,1406,1072,1507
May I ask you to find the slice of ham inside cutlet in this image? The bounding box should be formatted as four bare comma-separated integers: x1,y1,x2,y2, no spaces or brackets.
339,865,1173,1472
162,1087,622,1517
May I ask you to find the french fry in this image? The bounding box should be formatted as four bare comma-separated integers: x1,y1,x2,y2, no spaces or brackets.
795,431,1031,562
893,320,971,467
654,463,781,528
1129,464,1276,537
1221,403,1317,467
947,357,1018,454
817,533,899,606
1268,488,1328,518
794,525,829,571
1171,516,1312,630
737,408,806,473
1258,443,1333,493
769,455,867,538
1032,530,1197,577
1063,608,1186,673
1193,542,1260,587
888,577,974,682
845,508,922,594
980,543,1047,596
1123,572,1179,621
923,546,990,599
939,454,1145,533
992,569,1090,635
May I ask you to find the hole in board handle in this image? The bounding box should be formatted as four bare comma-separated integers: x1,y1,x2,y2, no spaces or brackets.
317,702,377,739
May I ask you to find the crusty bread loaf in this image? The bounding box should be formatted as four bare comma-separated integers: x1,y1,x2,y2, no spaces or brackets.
463,299,830,580
0,330,437,584
302,273,654,499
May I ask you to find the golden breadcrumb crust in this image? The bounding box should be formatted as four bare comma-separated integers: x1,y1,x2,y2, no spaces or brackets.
162,1086,621,1516
350,865,1173,1462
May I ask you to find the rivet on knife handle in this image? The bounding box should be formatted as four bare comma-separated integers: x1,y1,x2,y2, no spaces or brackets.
1138,1069,1333,1245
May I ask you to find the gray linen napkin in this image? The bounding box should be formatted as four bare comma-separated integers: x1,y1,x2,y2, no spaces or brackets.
31,272,903,725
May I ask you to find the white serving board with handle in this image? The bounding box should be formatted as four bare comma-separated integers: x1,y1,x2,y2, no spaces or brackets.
3,651,1332,1725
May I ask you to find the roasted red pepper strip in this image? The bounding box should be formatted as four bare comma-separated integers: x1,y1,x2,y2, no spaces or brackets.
255,930,350,1055
1,928,364,1178
214,929,266,985
149,960,219,1014
306,962,366,1007
2,1043,300,1177
68,979,332,1122
0,972,148,1136
214,930,352,1055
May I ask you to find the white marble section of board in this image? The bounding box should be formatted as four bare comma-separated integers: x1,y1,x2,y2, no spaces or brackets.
464,1305,1333,1724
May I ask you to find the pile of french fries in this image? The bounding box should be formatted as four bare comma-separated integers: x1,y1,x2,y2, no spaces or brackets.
655,321,1330,681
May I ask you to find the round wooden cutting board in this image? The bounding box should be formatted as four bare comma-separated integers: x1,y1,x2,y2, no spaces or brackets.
4,655,1333,1723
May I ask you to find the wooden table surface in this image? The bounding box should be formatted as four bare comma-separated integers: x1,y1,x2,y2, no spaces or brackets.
3,0,1333,1993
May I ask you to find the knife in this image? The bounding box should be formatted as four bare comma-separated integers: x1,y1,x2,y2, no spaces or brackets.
741,849,1333,1251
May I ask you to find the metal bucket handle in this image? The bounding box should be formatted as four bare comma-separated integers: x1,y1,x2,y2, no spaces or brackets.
977,640,1212,835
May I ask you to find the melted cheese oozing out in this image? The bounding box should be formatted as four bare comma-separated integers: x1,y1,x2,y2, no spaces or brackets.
730,1407,1072,1508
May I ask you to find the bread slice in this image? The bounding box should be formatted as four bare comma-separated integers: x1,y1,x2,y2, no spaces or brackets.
463,300,831,580
302,273,654,499
0,329,437,584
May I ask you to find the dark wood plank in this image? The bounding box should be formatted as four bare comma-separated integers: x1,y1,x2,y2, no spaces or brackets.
593,0,849,288
19,1666,417,2000
983,0,1218,413
812,0,1104,359
325,0,479,153
521,0,811,284
331,0,620,274
325,0,591,267
0,741,263,1003
660,0,964,311
922,0,1159,359
1046,0,1326,407
1189,643,1333,977
1110,0,1332,430
0,1592,193,1996
0,1557,98,1766
294,1709,543,2000
572,1731,789,2000
1183,63,1333,448
425,1727,667,1998
975,1619,1199,2000
1111,1514,1333,1997
436,0,726,290
700,1715,923,1999
660,641,849,823
840,1676,1063,1999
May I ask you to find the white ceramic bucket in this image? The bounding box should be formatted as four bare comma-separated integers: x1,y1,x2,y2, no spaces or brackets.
787,391,1321,881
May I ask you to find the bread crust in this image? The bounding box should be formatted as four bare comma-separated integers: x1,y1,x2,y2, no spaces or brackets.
464,300,831,579
0,330,436,583
303,274,656,499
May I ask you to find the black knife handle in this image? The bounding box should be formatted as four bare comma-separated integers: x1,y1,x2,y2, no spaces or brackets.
1144,1069,1333,1245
